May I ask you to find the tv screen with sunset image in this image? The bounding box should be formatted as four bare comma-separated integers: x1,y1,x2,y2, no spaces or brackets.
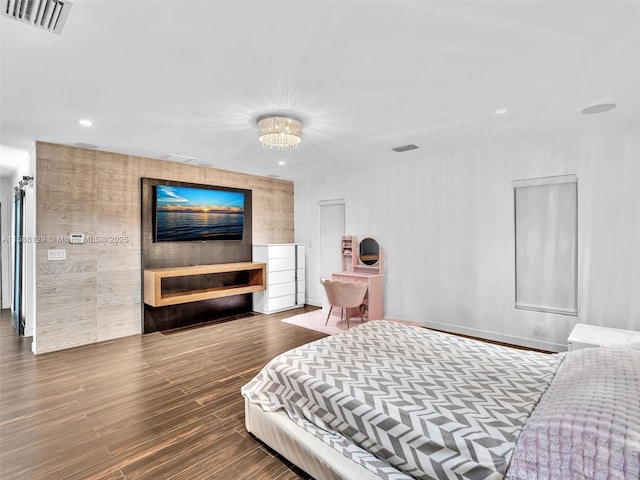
154,184,245,242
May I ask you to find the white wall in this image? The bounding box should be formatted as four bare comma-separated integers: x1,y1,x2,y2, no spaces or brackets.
295,120,640,351
1,177,12,309
0,145,36,338
24,146,37,339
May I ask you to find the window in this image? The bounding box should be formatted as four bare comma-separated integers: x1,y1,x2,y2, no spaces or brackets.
513,174,578,315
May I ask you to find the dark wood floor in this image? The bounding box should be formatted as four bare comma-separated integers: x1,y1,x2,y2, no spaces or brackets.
0,307,326,480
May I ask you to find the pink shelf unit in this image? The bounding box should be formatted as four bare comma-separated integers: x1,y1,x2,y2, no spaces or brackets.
334,235,384,320
341,235,355,272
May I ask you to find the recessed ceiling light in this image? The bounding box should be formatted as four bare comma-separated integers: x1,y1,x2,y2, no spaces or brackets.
78,119,93,127
581,103,616,115
494,108,508,115
278,161,286,166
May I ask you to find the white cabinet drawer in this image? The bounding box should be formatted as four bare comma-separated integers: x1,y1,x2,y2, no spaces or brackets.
269,270,295,285
268,294,296,311
269,282,295,299
252,243,305,314
268,257,296,272
268,245,295,259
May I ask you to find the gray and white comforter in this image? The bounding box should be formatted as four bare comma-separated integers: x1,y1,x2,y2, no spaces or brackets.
242,320,562,479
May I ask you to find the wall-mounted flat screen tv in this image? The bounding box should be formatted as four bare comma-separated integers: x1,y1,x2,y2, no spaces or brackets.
154,184,245,242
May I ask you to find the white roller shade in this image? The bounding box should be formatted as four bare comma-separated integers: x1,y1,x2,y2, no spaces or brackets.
514,175,578,315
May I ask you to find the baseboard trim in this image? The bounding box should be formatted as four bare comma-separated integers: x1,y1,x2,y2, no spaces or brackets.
399,318,567,353
305,299,567,352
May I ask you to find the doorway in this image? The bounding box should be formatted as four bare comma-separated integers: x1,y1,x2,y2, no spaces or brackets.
319,200,345,310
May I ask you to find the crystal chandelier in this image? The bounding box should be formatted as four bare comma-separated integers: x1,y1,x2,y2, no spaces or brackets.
257,116,302,151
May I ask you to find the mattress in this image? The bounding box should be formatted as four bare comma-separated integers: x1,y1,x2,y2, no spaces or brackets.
245,399,389,480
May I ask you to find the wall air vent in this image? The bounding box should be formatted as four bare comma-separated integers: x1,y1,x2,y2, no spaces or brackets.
1,0,73,35
392,144,419,153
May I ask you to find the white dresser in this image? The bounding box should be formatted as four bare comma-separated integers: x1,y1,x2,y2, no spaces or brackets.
252,244,305,314
567,323,640,350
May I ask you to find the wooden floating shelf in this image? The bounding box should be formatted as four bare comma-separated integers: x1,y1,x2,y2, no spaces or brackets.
144,262,266,307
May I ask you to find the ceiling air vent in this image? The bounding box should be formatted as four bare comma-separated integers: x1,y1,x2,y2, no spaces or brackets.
2,0,73,35
392,144,419,153
162,154,196,163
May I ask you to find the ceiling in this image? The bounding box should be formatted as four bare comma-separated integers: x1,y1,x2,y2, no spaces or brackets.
1,0,639,181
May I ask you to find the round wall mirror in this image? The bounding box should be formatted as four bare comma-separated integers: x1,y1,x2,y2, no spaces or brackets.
359,237,379,265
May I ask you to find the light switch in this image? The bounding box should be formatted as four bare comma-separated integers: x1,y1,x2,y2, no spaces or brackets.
47,249,66,261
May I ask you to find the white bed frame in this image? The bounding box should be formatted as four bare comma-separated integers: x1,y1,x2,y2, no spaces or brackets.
245,399,383,480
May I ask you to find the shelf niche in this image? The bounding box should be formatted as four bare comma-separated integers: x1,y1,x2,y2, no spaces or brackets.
144,262,266,307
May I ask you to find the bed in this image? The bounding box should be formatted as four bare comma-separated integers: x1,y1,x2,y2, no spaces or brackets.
241,320,640,480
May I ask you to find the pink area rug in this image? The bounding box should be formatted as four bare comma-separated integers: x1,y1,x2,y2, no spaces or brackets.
281,309,366,335
281,309,417,335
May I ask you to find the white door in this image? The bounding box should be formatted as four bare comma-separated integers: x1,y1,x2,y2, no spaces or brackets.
319,201,345,311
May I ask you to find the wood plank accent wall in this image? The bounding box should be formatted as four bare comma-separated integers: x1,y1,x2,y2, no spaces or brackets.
34,142,294,354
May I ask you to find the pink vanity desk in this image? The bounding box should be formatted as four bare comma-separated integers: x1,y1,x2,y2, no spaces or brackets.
331,271,384,320
331,236,384,320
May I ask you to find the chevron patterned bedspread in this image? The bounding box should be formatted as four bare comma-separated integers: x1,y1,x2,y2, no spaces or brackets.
242,320,562,479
